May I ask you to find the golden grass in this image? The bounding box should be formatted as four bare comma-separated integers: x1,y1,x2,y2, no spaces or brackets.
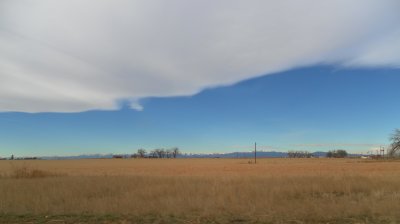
10,166,65,179
1,158,400,223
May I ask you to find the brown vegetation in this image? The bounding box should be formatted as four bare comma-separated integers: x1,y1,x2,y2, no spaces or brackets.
9,166,65,179
1,158,400,223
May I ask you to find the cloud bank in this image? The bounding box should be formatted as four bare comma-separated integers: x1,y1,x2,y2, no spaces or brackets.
1,0,399,112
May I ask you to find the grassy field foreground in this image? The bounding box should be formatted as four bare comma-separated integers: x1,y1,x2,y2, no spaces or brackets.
1,158,400,223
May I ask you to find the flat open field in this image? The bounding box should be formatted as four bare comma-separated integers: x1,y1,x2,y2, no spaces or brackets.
1,158,400,223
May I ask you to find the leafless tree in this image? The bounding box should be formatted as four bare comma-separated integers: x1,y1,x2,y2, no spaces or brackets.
155,149,166,158
166,149,172,158
172,147,180,158
326,149,347,158
288,151,312,158
137,149,147,158
388,129,400,157
150,150,158,158
140,148,182,159
160,149,166,158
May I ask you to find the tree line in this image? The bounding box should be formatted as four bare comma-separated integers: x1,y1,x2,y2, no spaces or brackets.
286,128,400,159
326,149,347,158
132,147,180,158
287,151,313,158
287,150,348,158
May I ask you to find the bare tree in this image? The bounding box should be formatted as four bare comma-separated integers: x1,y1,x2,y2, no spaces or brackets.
172,147,180,158
160,149,166,158
150,150,158,158
155,149,166,158
155,149,161,158
287,151,312,158
326,150,347,158
137,149,147,158
388,129,400,157
166,149,172,158
146,148,181,158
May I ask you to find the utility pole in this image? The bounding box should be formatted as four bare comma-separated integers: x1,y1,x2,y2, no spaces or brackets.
254,142,257,164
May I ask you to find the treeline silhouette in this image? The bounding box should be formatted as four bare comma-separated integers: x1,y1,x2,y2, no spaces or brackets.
124,148,181,159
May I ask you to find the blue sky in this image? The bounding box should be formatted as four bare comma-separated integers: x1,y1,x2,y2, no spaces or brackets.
1,66,399,156
1,1,400,156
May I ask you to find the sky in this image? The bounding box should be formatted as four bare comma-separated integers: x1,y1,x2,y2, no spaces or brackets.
0,1,399,156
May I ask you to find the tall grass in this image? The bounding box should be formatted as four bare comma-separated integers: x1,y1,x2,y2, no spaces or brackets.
0,159,400,223
12,166,60,179
0,165,66,179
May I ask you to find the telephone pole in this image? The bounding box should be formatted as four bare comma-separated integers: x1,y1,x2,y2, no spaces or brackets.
254,142,257,164
380,146,385,158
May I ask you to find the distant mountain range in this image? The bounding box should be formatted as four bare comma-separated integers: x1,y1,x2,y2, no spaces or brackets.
28,151,367,160
40,153,116,160
180,151,288,158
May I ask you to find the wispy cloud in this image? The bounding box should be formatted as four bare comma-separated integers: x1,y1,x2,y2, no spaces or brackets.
1,0,399,112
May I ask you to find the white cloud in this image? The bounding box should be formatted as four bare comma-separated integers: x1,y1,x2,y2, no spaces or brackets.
345,29,400,67
1,0,399,112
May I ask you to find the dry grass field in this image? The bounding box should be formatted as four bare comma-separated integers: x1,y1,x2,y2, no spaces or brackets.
1,158,400,223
